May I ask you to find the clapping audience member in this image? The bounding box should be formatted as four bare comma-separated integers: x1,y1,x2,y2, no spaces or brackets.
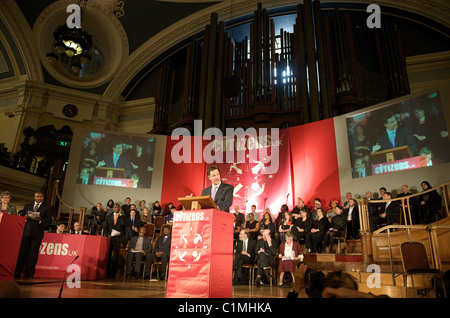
233,229,256,285
322,205,346,253
126,227,152,279
306,207,330,253
277,231,303,287
291,208,312,242
254,229,277,286
418,181,441,224
1,191,16,214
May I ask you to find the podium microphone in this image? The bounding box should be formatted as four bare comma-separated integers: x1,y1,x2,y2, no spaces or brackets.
58,254,79,298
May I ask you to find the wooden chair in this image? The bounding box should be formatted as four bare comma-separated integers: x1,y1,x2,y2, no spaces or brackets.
153,216,165,235
143,223,155,239
159,223,172,237
150,260,169,280
399,241,447,298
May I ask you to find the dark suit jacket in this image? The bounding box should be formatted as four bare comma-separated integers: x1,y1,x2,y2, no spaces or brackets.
234,212,245,227
20,202,53,240
255,238,277,266
128,235,152,255
234,239,256,262
154,235,171,254
376,126,417,155
103,212,127,241
102,153,131,177
202,182,234,212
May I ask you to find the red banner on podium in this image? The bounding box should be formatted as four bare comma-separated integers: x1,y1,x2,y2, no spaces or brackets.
166,209,234,298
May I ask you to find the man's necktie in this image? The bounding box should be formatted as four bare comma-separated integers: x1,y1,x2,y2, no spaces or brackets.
243,241,247,252
33,203,39,212
211,186,217,200
389,130,396,147
114,213,118,225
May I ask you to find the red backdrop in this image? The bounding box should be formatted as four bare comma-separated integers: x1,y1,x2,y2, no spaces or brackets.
161,119,341,212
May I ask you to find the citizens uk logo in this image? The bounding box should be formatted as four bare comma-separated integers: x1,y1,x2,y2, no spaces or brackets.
170,120,280,174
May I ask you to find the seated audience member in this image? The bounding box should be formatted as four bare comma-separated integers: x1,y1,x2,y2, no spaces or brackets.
145,226,171,280
306,207,330,253
126,227,152,279
244,211,260,241
396,184,419,224
165,206,175,223
254,229,277,286
418,181,441,224
326,198,341,222
233,205,245,231
89,203,105,234
233,229,256,285
322,206,346,253
164,202,174,216
276,210,293,244
259,211,275,237
126,210,140,243
291,198,310,215
140,207,152,225
150,201,163,221
277,231,303,287
138,200,147,214
72,222,88,235
275,204,290,232
342,192,352,216
346,198,360,239
291,208,312,242
247,205,260,222
310,198,322,221
56,221,66,234
1,191,17,215
365,191,380,232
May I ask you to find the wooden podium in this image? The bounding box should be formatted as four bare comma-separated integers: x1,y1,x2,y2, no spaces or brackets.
178,195,218,211
166,196,233,298
371,145,412,164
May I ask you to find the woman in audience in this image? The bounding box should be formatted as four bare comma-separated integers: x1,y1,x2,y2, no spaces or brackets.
105,199,114,214
140,207,152,225
418,181,441,224
322,205,346,253
306,207,330,253
276,210,293,244
244,211,260,241
165,202,174,216
326,198,341,221
291,208,312,242
138,200,147,214
277,231,303,287
259,210,275,237
0,191,16,214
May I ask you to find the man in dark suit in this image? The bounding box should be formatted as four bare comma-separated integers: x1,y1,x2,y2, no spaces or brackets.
103,203,127,279
375,192,400,227
372,112,417,155
97,142,131,178
345,198,360,239
396,184,419,224
146,226,171,280
201,165,234,212
233,205,245,228
233,229,256,285
125,209,140,244
126,227,152,279
254,229,277,286
14,192,53,279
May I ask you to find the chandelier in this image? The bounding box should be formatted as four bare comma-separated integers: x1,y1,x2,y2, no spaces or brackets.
46,0,93,75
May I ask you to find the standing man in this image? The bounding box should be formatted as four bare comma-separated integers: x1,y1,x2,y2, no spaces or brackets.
15,192,53,279
104,203,127,279
201,165,234,212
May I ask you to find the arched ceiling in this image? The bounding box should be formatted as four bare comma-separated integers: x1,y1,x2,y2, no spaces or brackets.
2,0,450,100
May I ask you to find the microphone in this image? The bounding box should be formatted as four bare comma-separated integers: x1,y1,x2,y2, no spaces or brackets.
58,255,79,298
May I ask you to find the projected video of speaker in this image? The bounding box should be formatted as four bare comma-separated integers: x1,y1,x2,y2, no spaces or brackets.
77,132,156,188
346,91,450,178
